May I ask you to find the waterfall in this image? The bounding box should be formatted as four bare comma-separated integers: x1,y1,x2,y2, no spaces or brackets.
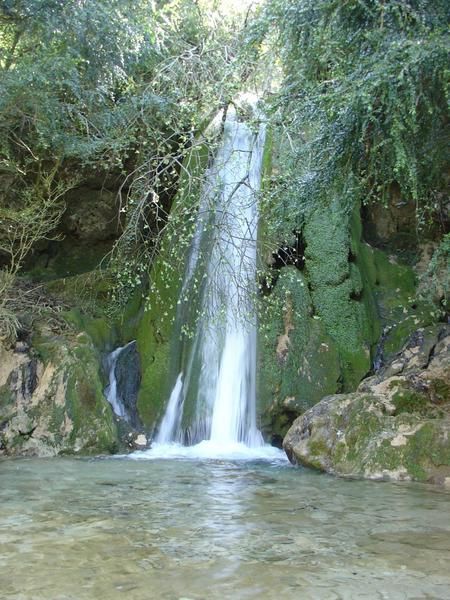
105,345,128,420
104,340,140,424
156,373,184,443
155,103,265,448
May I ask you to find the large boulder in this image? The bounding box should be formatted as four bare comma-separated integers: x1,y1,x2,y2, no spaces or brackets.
0,329,119,457
283,324,450,484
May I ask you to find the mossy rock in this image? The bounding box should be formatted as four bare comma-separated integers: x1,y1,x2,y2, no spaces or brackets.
136,142,210,430
64,340,119,454
0,332,120,456
257,193,385,439
26,238,114,282
284,392,450,483
258,267,341,440
303,200,380,389
360,243,440,360
283,325,450,484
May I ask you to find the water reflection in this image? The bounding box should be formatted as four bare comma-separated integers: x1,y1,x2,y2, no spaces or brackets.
0,457,449,599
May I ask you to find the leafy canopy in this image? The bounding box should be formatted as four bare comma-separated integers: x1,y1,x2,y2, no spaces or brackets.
258,0,449,233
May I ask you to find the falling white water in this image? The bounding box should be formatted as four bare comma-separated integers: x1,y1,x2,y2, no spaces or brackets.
154,99,267,453
156,373,184,443
105,344,129,419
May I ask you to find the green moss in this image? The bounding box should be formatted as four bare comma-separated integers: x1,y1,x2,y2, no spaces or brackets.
43,267,144,352
303,200,378,389
62,310,116,350
302,455,326,471
32,336,66,364
333,440,348,466
366,248,438,358
261,124,274,191
372,249,416,301
47,404,67,447
136,142,210,429
137,314,173,427
304,199,350,287
430,379,450,404
258,267,341,437
383,422,450,481
0,386,14,412
64,343,118,454
45,270,111,308
358,243,378,289
344,404,381,464
392,389,429,415
257,124,276,266
308,438,329,457
290,388,450,482
33,330,119,454
120,288,144,342
411,422,450,470
345,402,450,481
383,305,438,357
258,197,385,434
352,207,381,344
26,239,113,282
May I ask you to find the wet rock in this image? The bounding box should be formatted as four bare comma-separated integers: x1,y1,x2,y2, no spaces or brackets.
283,325,450,484
126,432,149,451
362,184,417,250
113,341,141,428
0,330,120,457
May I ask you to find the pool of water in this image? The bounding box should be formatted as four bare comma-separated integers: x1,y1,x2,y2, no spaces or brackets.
1,450,449,599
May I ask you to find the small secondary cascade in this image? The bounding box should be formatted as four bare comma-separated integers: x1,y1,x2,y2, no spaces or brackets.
156,102,266,448
105,341,135,421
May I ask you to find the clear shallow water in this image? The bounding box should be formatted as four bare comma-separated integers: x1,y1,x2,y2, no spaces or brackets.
1,454,450,600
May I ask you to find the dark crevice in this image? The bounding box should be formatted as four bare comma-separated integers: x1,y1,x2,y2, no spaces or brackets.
336,373,345,394
259,231,307,297
350,289,363,301
259,272,279,296
425,343,437,369
348,248,357,263
372,326,392,372
18,425,37,439
270,230,306,270
270,434,283,449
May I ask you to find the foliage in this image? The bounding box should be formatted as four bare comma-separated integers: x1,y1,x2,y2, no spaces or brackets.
2,0,446,337
102,1,267,315
258,0,449,236
418,232,450,310
0,0,265,327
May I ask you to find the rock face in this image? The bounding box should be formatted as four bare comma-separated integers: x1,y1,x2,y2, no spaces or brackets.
23,184,123,281
257,197,440,442
113,340,142,428
258,202,380,443
136,143,209,429
62,187,120,242
283,324,450,484
257,129,444,444
0,332,119,457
